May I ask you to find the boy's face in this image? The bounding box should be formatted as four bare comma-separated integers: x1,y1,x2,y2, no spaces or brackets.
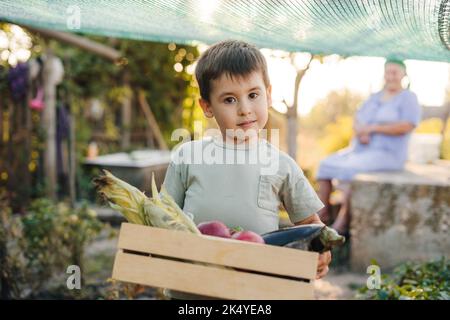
199,70,271,143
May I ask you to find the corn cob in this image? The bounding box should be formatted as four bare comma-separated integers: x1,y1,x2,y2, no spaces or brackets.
93,170,200,234
94,170,218,300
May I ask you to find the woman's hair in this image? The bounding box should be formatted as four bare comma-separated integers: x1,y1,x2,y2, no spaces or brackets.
195,40,270,102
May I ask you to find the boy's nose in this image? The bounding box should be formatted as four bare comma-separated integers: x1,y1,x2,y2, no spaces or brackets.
238,101,252,116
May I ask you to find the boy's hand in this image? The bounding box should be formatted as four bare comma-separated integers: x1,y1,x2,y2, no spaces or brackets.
294,213,333,279
316,251,332,279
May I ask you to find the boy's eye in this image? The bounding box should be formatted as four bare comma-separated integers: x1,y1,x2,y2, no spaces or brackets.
224,97,236,104
249,92,259,99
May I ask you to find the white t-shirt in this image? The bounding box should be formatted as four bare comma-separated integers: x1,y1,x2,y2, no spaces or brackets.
162,135,324,234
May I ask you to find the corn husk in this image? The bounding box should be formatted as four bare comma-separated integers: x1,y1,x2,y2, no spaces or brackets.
93,170,200,234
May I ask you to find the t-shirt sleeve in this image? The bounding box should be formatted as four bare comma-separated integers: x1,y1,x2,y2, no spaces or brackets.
279,161,324,223
162,161,186,209
398,91,421,126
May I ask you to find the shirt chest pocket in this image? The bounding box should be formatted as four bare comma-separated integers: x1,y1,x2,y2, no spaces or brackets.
257,175,283,214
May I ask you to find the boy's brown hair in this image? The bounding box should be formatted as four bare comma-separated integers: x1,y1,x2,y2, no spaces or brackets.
195,40,270,102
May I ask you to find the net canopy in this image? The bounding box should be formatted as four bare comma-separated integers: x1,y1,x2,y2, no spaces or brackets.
1,0,449,62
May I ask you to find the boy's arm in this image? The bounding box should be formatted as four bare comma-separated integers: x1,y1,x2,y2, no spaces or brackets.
162,161,187,210
293,213,324,226
294,213,331,280
278,158,331,279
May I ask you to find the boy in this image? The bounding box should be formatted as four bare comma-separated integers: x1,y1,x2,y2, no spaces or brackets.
163,40,331,289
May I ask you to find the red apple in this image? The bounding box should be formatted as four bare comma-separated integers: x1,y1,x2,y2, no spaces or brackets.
197,221,231,238
231,230,265,244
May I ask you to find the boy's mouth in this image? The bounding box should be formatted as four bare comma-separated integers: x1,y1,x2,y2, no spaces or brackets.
237,119,257,128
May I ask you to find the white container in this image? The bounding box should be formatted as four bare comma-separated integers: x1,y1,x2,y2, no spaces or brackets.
408,133,442,164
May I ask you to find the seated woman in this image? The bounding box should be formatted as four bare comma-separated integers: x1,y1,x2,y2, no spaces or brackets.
316,59,421,234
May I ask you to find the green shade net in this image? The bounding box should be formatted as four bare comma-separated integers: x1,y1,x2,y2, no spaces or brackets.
1,0,449,62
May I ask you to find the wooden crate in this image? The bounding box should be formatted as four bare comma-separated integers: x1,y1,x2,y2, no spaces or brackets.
112,223,318,300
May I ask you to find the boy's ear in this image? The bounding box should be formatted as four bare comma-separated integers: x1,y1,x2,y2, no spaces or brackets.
266,85,272,107
199,98,214,118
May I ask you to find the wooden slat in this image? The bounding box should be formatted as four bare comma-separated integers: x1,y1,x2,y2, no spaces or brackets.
117,223,318,280
137,91,169,150
24,26,122,61
112,250,314,300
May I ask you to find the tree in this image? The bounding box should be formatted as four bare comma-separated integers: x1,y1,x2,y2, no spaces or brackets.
285,53,314,160
267,51,322,160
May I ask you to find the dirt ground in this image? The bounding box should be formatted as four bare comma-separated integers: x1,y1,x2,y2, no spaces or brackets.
314,271,367,300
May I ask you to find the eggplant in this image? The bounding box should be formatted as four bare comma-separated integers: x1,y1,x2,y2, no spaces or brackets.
261,224,345,253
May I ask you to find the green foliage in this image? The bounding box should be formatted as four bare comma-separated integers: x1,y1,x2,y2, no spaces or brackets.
357,258,450,300
319,116,354,154
6,198,106,296
20,198,65,285
58,202,104,266
43,35,200,150
300,89,364,134
0,194,27,299
42,35,201,202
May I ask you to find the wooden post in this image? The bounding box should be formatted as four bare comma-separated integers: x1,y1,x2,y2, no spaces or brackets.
286,104,298,161
23,66,32,206
69,107,76,207
120,70,132,150
0,96,4,183
0,98,3,150
42,50,57,200
24,26,122,62
137,90,168,150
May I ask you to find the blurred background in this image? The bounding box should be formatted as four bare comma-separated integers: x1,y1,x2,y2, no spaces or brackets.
0,0,449,300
